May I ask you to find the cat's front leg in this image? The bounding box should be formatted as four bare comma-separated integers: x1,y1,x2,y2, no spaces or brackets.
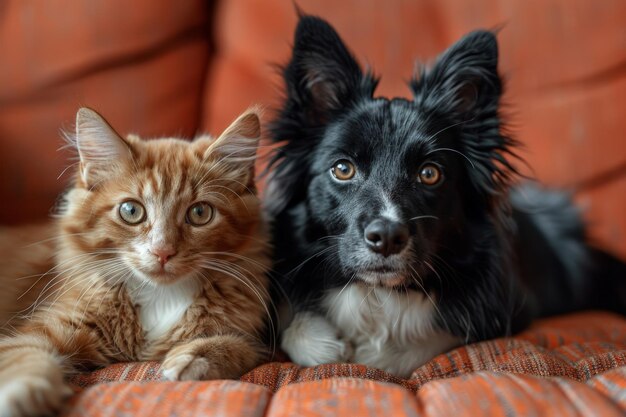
0,334,74,417
161,334,262,381
281,311,353,366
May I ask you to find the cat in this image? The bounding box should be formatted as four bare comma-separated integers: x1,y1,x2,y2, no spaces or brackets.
0,107,271,417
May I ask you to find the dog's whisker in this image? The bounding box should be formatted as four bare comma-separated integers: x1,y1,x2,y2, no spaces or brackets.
409,215,439,222
426,147,476,169
424,116,476,143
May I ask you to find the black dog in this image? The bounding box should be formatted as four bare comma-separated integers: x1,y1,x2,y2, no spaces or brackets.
266,15,626,377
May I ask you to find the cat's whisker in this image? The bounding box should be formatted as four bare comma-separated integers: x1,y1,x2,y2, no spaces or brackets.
15,250,101,302
198,250,288,300
20,232,90,248
37,258,126,314
20,252,106,307
205,277,270,346
209,177,256,198
90,269,132,320
204,260,272,308
56,161,80,180
193,150,246,192
230,231,274,252
70,270,129,331
12,255,124,326
196,266,273,355
68,275,115,345
200,260,275,346
204,184,249,209
201,190,232,207
198,251,270,271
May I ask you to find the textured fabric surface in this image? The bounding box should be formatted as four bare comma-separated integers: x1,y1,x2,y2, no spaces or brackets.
63,311,626,416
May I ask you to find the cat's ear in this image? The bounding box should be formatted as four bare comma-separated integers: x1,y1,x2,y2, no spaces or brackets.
279,15,378,126
203,108,261,187
410,30,501,117
74,108,132,188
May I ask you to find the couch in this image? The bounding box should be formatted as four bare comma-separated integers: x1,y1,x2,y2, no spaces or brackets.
1,1,625,415
63,312,625,416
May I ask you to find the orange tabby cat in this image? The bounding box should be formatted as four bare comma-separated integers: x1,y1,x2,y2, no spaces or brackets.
0,107,271,417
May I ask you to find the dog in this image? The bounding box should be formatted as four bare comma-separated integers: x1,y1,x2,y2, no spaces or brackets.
265,15,626,377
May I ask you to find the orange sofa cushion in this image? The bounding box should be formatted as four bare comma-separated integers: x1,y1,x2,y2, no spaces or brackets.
65,311,626,416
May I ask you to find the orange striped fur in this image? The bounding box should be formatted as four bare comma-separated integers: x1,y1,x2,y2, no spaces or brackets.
0,107,271,417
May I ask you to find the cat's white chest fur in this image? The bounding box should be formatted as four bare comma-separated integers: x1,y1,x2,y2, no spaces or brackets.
127,277,201,342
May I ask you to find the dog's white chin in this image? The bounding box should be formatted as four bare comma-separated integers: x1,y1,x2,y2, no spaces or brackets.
356,271,406,287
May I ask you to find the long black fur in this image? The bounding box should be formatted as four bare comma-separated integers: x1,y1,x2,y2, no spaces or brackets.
267,15,626,345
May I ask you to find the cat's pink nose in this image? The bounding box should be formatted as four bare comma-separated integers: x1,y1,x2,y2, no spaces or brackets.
151,247,176,266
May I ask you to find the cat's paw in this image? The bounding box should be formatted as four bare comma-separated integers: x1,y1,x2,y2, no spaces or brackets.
161,353,221,381
0,376,73,417
281,312,353,366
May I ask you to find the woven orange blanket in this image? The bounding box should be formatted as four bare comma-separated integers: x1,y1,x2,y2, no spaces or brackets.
65,311,626,416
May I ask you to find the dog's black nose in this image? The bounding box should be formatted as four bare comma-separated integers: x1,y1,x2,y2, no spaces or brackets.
364,219,409,257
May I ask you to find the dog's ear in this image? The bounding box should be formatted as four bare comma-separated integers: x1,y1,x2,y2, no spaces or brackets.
266,15,378,215
411,31,517,198
410,31,501,117
281,15,377,125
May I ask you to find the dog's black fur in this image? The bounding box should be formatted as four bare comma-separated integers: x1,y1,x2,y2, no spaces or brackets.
266,15,626,346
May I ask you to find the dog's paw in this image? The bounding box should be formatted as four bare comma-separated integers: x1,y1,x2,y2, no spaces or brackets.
161,353,221,381
0,376,73,417
281,312,353,366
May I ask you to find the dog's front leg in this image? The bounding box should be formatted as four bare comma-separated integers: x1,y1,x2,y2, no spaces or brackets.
281,311,353,366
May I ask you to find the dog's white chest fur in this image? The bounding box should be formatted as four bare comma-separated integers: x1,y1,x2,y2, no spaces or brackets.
281,284,459,377
325,285,458,376
325,285,436,345
127,278,200,342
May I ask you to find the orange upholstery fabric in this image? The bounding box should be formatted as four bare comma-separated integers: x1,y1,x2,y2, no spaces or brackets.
64,312,626,416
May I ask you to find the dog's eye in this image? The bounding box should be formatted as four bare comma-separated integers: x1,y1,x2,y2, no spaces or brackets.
418,164,442,186
331,160,356,181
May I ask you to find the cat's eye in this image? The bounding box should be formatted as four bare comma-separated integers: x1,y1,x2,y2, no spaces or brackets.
187,202,214,226
331,160,356,181
418,163,443,186
119,200,146,224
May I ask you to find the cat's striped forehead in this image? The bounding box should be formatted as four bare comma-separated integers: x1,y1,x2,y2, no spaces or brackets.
121,135,229,204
